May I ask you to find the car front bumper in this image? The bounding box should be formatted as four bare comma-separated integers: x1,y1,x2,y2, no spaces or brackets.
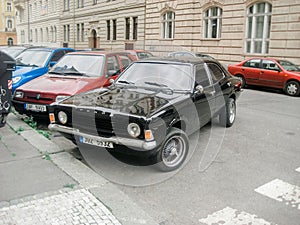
48,123,158,151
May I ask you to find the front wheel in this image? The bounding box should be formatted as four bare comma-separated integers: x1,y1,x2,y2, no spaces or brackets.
285,81,300,96
219,98,236,127
236,75,246,88
156,128,189,172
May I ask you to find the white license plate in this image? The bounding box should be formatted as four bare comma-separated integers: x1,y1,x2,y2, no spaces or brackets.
25,103,47,112
79,136,114,148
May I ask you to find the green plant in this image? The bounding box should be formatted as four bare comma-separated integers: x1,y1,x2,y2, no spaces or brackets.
63,183,76,189
23,116,52,140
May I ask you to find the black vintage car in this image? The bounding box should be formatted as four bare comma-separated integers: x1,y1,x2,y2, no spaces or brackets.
48,57,242,171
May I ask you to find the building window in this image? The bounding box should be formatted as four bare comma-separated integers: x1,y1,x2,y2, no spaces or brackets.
40,28,43,42
246,2,272,54
46,27,49,42
21,30,25,43
7,3,12,12
7,20,13,29
77,0,84,8
63,25,70,42
8,38,13,46
162,11,175,39
203,7,222,38
125,18,130,40
64,0,70,11
81,23,84,41
133,17,138,40
77,24,80,41
107,20,111,40
93,0,97,5
113,19,117,40
35,29,38,42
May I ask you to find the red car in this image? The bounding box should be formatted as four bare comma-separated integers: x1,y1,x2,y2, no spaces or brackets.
228,57,300,96
12,51,135,119
125,50,153,60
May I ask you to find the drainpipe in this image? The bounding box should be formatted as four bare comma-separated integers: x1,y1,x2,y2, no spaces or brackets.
27,0,30,44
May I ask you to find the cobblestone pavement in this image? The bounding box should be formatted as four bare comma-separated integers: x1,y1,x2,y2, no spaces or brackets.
0,188,122,225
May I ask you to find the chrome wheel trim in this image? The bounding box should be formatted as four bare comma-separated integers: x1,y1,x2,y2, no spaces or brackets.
162,135,186,168
228,100,236,124
287,83,298,95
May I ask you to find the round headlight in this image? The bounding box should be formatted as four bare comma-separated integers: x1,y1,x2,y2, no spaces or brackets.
58,111,68,124
12,76,21,84
127,123,141,138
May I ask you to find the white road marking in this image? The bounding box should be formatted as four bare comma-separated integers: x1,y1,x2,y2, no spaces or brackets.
199,207,276,225
255,179,300,209
296,167,300,173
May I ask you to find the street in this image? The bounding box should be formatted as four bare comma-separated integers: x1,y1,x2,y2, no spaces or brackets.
74,88,300,225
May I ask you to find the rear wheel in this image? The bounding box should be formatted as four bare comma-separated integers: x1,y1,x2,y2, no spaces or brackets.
156,127,189,172
219,98,236,127
285,81,300,96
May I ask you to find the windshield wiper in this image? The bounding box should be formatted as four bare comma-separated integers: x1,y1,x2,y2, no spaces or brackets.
117,80,135,85
48,71,65,75
144,81,168,88
63,71,88,76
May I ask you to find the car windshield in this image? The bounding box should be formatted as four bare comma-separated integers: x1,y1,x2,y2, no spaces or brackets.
49,54,104,77
277,60,300,72
15,49,51,67
116,62,193,91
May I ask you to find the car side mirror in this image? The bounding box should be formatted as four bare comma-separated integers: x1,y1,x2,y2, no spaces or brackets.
195,84,204,94
49,61,57,67
106,70,117,77
109,78,115,85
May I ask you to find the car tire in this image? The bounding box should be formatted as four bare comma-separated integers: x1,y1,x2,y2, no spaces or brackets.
219,98,236,127
156,127,189,172
236,75,246,88
284,81,300,96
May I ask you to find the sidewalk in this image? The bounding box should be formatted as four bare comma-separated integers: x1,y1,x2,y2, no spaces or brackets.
0,113,158,225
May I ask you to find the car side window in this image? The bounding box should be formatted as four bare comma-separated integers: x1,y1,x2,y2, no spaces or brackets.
119,54,132,69
243,59,261,68
206,63,225,83
195,64,211,87
51,50,65,62
106,56,120,73
262,60,280,71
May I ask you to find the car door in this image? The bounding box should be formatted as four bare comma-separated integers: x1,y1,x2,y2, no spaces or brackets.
241,58,262,85
205,62,228,115
259,59,285,88
193,63,216,126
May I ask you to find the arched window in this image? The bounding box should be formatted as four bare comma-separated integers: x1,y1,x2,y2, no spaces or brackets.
46,27,49,42
7,20,13,29
7,38,13,46
203,7,222,38
246,2,272,54
162,11,175,39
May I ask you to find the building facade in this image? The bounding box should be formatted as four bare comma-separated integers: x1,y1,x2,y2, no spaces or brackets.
0,0,17,46
13,0,300,65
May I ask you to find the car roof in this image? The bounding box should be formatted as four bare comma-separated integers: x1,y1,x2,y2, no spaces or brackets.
135,56,216,65
66,51,132,56
26,47,74,52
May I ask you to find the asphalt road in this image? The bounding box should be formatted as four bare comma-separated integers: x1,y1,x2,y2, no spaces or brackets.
41,88,300,225
110,88,299,225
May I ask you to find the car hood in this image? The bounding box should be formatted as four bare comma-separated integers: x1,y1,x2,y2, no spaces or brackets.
59,86,189,117
18,74,100,95
13,66,43,77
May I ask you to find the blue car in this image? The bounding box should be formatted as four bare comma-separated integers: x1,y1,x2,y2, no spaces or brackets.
12,47,75,93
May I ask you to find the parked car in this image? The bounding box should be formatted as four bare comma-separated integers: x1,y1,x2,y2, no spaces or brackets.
12,51,135,119
11,47,75,93
0,45,28,58
168,51,215,60
48,57,242,171
125,50,154,60
228,57,300,96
